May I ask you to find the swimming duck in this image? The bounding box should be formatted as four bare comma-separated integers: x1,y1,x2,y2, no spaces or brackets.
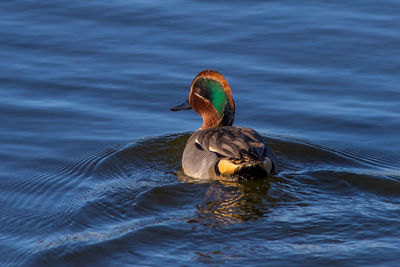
171,70,277,181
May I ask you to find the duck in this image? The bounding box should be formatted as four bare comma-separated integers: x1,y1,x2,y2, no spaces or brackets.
171,70,277,181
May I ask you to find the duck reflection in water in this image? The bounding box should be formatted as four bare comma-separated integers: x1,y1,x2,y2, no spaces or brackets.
180,176,273,226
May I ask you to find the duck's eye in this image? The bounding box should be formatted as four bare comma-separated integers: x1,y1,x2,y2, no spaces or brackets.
194,87,201,94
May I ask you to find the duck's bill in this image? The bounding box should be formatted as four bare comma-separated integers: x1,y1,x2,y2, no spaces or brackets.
170,99,192,111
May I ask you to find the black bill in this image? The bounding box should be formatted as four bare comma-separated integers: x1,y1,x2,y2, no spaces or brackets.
170,99,192,111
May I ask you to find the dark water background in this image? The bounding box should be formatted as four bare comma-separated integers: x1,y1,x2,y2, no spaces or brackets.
1,1,400,266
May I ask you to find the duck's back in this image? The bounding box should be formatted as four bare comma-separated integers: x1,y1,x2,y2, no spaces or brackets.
182,126,277,180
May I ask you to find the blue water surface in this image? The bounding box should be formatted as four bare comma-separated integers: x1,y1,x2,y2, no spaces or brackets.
1,1,400,266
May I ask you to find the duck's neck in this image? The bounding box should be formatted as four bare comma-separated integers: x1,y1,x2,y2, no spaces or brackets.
200,104,235,129
219,100,235,127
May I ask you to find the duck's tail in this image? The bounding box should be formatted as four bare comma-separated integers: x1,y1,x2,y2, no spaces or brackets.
216,156,274,180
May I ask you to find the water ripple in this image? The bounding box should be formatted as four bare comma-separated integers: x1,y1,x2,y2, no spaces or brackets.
2,133,400,266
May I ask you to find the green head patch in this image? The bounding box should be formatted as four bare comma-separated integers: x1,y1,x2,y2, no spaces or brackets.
193,78,226,117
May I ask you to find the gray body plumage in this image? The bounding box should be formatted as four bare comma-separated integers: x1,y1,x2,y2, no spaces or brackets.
182,126,277,180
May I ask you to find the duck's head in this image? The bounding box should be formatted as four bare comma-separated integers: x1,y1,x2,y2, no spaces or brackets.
171,70,235,129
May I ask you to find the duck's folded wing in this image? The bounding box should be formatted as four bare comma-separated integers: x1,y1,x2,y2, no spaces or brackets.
193,126,270,161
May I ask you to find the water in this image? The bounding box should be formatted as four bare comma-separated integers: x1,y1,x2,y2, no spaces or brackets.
1,0,400,266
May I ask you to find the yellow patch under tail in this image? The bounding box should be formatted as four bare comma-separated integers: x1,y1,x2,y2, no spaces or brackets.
217,159,240,176
217,157,272,179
